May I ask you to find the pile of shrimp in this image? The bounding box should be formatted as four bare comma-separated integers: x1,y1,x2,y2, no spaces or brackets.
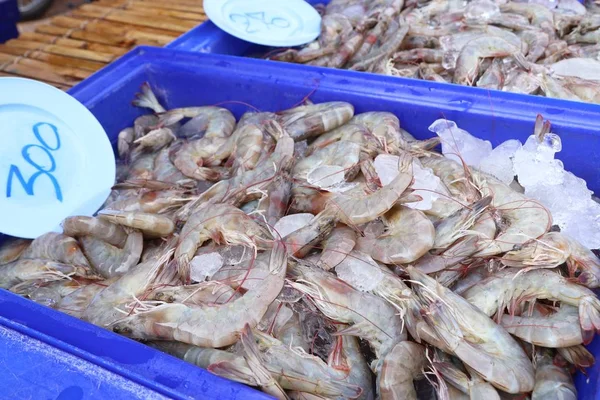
268,0,600,104
3,82,600,400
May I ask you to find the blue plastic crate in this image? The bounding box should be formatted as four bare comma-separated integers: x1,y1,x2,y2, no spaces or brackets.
1,45,599,399
0,0,19,44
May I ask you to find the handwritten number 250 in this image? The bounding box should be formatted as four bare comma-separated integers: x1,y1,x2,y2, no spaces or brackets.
6,122,63,202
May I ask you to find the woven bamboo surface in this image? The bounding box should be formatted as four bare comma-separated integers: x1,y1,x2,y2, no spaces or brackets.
0,0,206,89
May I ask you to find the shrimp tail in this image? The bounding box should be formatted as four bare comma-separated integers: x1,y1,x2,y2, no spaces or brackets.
578,296,600,344
556,345,595,369
132,82,165,114
207,361,257,386
327,335,351,374
240,324,289,400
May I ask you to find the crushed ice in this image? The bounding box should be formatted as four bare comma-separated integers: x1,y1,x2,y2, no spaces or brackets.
429,118,600,248
273,213,314,238
190,252,224,282
335,250,384,292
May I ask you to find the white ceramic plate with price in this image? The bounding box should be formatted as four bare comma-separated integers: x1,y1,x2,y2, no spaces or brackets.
0,77,115,239
205,0,322,47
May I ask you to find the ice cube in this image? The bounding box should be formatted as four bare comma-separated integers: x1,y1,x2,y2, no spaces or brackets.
335,250,384,292
307,165,345,189
479,139,522,184
274,213,314,238
429,119,493,167
190,252,223,282
374,154,400,186
514,134,564,187
465,0,500,22
221,245,252,266
409,160,446,211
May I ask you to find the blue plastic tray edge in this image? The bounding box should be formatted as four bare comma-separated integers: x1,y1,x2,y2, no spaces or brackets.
0,288,273,400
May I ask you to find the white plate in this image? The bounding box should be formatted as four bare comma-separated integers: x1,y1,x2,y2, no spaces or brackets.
0,78,115,239
205,0,322,47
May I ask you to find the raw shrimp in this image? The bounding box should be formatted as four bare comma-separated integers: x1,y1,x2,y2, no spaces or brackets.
57,279,117,319
500,2,555,37
82,246,176,328
454,37,520,86
476,58,505,90
283,208,339,258
520,30,550,63
500,304,583,347
132,82,166,114
473,173,552,257
125,152,155,181
13,278,82,308
158,106,235,139
377,341,426,400
556,345,595,369
356,205,435,264
328,152,413,225
255,172,293,229
408,266,535,394
0,238,31,265
293,140,361,182
289,260,406,366
117,127,135,160
62,216,128,248
531,350,577,400
98,210,174,238
134,127,176,152
463,268,600,344
434,358,500,400
149,281,240,305
20,232,91,268
500,231,570,268
0,259,97,289
111,242,287,348
317,225,357,270
277,102,355,141
175,204,272,281
432,196,492,251
173,136,231,181
152,146,195,187
334,330,374,400
103,190,189,214
79,230,143,278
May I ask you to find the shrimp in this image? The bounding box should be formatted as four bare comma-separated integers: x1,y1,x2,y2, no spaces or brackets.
473,173,552,257
97,210,174,238
407,266,535,394
175,204,272,281
476,58,505,90
82,244,176,328
500,231,570,269
152,145,195,187
135,127,176,153
500,304,583,348
148,281,240,305
434,356,500,400
57,279,117,319
173,136,231,181
158,106,235,139
255,171,293,229
13,278,83,308
283,208,339,258
356,205,435,264
103,190,189,214
377,342,427,400
531,350,577,400
0,259,98,289
462,268,600,344
0,238,31,265
289,260,406,367
328,152,413,225
111,241,286,348
331,328,374,400
79,230,143,278
556,345,595,369
277,102,354,141
520,30,550,63
229,124,265,174
294,140,361,182
132,82,166,114
432,196,492,251
62,216,128,248
125,152,155,181
117,127,135,160
177,136,295,219
317,225,356,270
20,232,91,268
453,37,520,86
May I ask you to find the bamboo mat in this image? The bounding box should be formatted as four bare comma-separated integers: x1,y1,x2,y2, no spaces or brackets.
0,0,206,89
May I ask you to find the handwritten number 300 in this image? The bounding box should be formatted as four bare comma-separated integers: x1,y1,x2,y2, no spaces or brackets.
6,122,63,202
